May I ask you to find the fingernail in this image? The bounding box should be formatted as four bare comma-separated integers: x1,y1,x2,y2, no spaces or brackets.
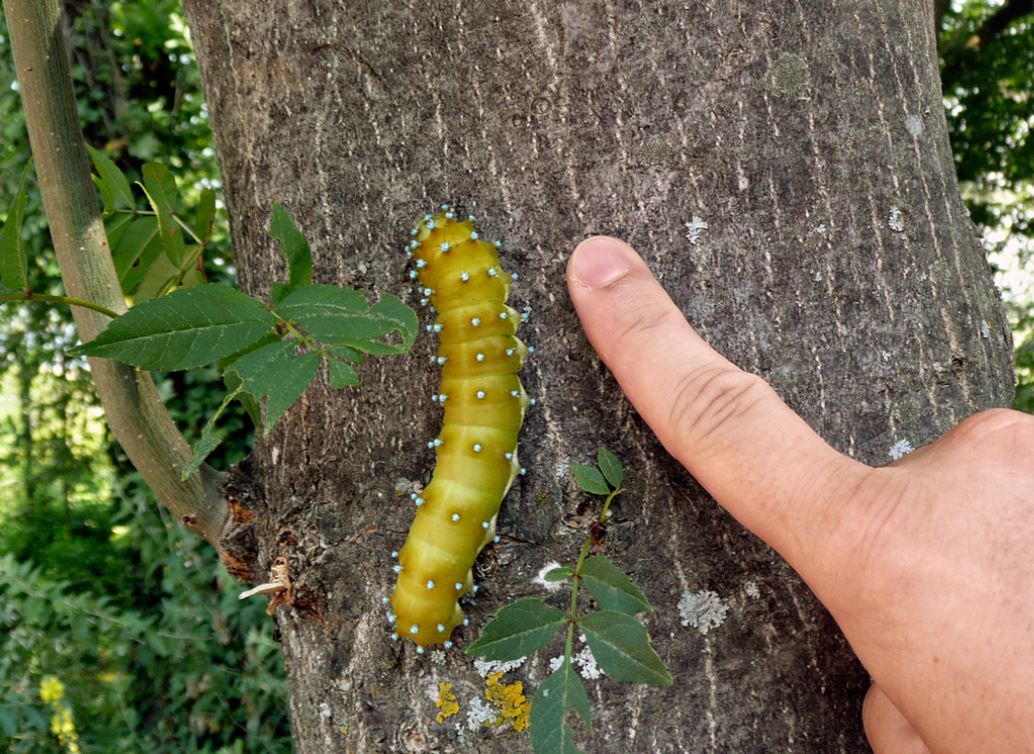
571,237,633,288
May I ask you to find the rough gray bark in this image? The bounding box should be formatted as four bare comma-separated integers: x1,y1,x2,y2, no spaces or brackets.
183,1,1014,752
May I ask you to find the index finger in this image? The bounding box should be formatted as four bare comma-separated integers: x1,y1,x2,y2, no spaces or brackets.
567,236,871,579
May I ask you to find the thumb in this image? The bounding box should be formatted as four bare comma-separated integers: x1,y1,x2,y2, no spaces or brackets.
566,236,870,578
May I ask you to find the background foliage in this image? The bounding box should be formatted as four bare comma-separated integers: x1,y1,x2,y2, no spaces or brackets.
940,0,1034,411
0,2,288,752
0,0,1030,752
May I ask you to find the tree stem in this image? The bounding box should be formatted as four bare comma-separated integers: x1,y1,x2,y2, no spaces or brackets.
2,0,228,548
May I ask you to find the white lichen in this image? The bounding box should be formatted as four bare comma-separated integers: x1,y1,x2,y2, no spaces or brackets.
743,580,760,600
473,657,526,677
429,650,447,667
980,320,991,339
678,590,729,635
888,206,905,232
548,655,566,672
888,439,914,461
686,215,709,245
532,562,565,592
904,114,924,136
466,697,497,731
318,701,332,719
573,646,602,680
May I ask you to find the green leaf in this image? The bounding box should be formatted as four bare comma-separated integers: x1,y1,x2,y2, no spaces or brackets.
141,163,179,220
193,189,217,244
0,705,17,737
93,172,116,213
580,557,652,615
181,266,207,288
466,597,566,661
226,340,320,436
330,345,363,364
278,286,417,356
87,145,134,209
133,243,204,301
73,284,277,371
269,203,313,304
544,566,573,583
596,447,624,489
139,163,186,265
181,383,244,480
0,170,30,292
277,284,367,317
104,210,135,250
328,358,359,388
578,611,672,687
132,251,183,301
530,657,591,754
571,464,609,495
367,292,419,353
223,370,261,428
112,216,161,283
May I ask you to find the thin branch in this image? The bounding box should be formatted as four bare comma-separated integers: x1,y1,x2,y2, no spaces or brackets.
0,291,120,318
2,0,229,548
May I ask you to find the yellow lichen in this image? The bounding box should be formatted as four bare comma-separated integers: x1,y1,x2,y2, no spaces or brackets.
435,682,460,723
484,671,531,732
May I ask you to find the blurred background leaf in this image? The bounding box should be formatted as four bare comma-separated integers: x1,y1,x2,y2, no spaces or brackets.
939,0,1034,413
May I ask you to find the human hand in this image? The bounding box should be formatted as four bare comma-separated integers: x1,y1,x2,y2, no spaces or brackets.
567,236,1034,754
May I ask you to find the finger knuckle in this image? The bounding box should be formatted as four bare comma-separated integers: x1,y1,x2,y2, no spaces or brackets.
951,408,1034,452
667,366,770,453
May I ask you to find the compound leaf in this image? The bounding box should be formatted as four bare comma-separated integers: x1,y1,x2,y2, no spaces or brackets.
278,286,417,356
544,566,573,583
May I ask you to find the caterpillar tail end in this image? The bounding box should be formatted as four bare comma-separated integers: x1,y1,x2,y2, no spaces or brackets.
389,581,469,648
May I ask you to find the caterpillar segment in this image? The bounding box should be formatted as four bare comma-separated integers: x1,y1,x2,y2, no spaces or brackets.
389,207,530,649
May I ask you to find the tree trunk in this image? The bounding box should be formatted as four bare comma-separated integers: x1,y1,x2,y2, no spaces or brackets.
183,1,1013,751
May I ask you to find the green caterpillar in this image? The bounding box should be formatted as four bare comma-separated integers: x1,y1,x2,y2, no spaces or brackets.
387,206,530,651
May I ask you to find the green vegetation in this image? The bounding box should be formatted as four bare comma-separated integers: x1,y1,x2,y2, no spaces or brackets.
0,2,290,751
469,449,671,754
940,0,1034,411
